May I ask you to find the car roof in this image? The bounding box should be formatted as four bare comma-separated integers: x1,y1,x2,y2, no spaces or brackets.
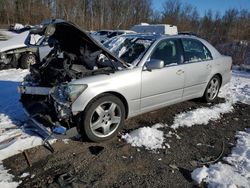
113,30,136,33
114,33,200,41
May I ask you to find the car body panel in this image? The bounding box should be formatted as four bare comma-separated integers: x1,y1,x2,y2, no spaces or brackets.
140,65,184,111
182,60,212,99
70,67,142,117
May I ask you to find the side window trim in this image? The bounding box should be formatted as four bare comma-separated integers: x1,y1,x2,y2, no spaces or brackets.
147,38,183,68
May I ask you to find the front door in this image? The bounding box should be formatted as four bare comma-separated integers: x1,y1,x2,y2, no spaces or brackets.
141,39,184,112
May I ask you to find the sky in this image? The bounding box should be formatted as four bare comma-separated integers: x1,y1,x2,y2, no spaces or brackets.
152,0,250,16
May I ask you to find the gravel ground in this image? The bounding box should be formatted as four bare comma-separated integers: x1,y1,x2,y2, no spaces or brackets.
3,99,250,188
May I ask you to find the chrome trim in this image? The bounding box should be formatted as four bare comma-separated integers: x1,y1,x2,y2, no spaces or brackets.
18,85,51,95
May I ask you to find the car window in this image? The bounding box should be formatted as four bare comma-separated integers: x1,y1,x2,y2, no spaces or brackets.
150,39,180,66
105,36,153,65
182,38,212,63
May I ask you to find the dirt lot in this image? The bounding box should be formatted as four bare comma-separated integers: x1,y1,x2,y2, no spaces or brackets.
3,99,250,188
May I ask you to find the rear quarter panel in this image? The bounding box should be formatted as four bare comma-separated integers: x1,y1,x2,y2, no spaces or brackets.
211,55,232,87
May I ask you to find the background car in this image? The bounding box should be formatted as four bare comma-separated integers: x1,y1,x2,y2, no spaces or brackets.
0,31,53,69
92,29,136,43
91,29,114,43
0,20,61,69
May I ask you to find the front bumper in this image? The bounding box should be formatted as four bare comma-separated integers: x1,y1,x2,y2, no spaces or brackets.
23,107,54,139
23,104,78,140
19,84,75,137
18,85,51,95
18,84,72,120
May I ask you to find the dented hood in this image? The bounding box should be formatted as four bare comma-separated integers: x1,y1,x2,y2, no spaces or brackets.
46,21,129,68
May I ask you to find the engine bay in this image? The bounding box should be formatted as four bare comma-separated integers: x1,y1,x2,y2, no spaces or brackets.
27,21,128,87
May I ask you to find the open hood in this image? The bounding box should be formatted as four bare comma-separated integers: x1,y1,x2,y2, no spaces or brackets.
46,21,129,68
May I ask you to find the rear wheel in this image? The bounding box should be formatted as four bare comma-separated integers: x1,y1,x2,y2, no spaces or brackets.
203,75,221,102
20,53,37,69
78,94,125,142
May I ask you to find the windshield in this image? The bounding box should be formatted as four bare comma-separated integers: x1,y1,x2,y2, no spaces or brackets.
104,36,154,65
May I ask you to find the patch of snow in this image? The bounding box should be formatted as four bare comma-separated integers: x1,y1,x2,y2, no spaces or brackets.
219,73,250,105
122,124,165,150
0,69,47,187
165,143,171,149
171,102,233,129
62,139,70,144
192,129,250,187
0,69,44,161
0,163,19,188
13,23,24,30
20,172,29,178
0,136,43,161
191,166,208,184
166,131,181,139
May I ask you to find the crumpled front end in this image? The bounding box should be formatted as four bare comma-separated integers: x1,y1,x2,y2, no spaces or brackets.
19,72,79,135
18,20,128,135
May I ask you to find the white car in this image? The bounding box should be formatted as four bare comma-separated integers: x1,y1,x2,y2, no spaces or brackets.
0,30,52,69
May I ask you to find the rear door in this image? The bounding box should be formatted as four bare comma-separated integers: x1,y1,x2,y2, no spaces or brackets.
180,38,213,99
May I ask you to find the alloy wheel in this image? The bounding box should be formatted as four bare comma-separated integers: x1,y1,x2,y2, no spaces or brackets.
90,101,121,138
207,77,220,100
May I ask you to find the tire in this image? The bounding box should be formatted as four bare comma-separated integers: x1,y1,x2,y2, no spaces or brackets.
78,94,125,142
20,53,37,69
202,75,221,103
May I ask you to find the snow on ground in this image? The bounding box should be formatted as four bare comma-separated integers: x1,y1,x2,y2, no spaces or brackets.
0,164,19,188
171,102,234,129
0,69,43,188
192,129,250,187
122,124,165,150
0,69,43,161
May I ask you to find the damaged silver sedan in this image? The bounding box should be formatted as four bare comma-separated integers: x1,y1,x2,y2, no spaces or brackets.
19,21,232,142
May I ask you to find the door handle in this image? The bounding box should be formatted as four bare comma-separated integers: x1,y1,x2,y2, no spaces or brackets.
206,64,212,69
176,69,184,75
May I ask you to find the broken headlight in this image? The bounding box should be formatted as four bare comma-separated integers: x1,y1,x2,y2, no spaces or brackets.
51,84,87,103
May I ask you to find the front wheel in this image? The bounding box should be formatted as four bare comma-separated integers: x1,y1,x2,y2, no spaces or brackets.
203,75,221,102
20,53,37,69
78,94,125,142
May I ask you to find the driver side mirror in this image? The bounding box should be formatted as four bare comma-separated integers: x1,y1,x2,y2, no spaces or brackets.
145,59,164,71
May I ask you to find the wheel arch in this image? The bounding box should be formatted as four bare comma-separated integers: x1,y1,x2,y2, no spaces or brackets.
104,91,129,119
82,91,129,119
212,73,223,87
